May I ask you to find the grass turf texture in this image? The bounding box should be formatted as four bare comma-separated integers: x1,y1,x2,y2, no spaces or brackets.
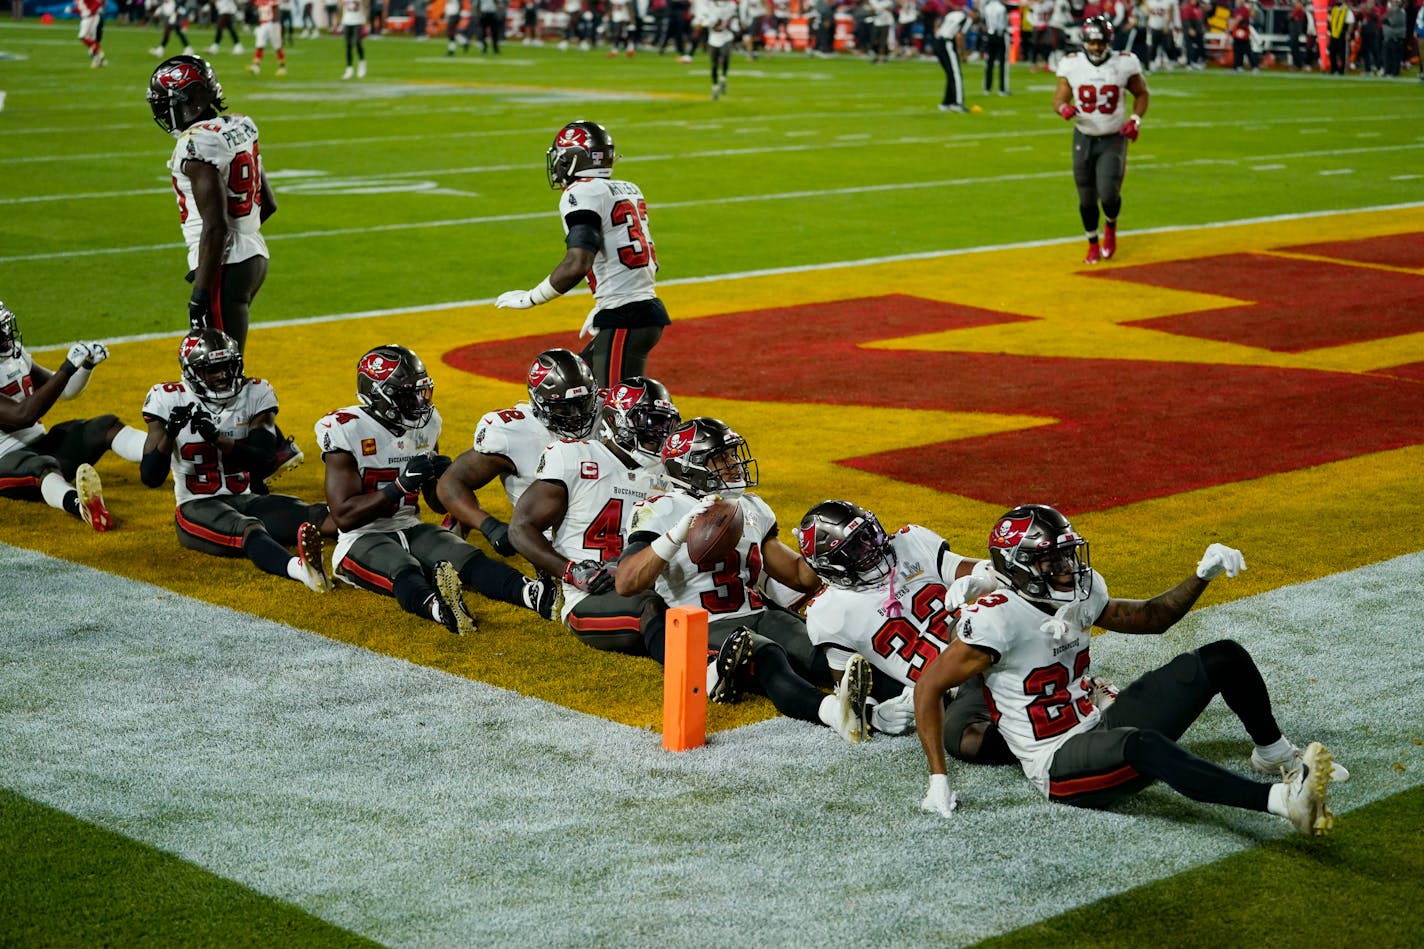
0,788,376,947
3,20,1424,947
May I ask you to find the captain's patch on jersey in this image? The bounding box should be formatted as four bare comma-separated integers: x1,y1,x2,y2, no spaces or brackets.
361,438,377,456
580,461,599,479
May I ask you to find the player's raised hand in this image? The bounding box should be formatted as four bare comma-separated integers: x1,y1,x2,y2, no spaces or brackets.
188,405,221,443
1196,543,1246,580
82,342,110,368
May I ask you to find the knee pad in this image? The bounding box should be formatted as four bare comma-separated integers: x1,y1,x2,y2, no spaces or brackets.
1197,637,1249,681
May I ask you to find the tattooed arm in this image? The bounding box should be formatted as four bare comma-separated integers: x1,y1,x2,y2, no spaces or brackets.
1096,544,1246,635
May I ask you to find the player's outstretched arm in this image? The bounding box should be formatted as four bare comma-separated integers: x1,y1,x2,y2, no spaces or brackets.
436,448,514,537
914,639,992,817
1096,544,1245,635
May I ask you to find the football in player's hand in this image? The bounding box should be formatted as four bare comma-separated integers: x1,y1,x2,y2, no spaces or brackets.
686,497,743,567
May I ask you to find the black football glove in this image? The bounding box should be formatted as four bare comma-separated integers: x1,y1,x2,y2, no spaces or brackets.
165,403,195,440
188,287,212,332
430,453,453,480
188,405,221,444
478,516,516,557
563,559,615,595
395,453,436,495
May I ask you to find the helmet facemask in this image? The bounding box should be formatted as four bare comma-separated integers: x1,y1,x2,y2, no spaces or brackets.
0,302,20,357
179,330,244,408
357,346,435,434
527,349,599,439
662,418,759,498
989,506,1093,611
797,501,896,590
1082,17,1113,64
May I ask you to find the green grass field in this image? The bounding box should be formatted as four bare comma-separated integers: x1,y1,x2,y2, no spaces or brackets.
3,19,1424,947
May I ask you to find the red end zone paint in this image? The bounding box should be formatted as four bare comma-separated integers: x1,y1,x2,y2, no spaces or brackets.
1105,253,1424,353
447,298,1424,514
1280,232,1424,270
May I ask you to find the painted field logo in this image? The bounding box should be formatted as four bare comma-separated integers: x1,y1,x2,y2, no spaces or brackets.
448,236,1424,515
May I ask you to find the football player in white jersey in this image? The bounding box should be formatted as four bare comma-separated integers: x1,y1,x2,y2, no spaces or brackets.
248,0,289,75
798,499,1016,759
148,56,275,352
0,302,145,532
149,0,195,58
496,121,671,388
340,0,369,78
316,346,556,636
914,504,1346,837
139,330,330,592
207,0,244,54
437,348,600,556
509,377,680,652
1053,16,1149,264
704,0,739,98
615,419,872,742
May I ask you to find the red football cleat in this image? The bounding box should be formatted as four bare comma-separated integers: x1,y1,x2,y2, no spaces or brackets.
75,463,112,532
1084,242,1102,265
1102,224,1117,259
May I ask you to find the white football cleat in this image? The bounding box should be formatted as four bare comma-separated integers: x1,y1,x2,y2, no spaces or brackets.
341,66,354,79
356,59,367,77
74,464,112,532
1282,742,1335,836
829,654,872,744
1252,739,1349,783
296,522,331,593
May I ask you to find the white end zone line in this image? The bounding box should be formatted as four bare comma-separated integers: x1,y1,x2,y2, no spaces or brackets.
32,201,1424,354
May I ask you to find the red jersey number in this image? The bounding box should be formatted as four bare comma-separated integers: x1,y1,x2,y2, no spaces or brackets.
582,498,625,561
1023,649,1094,741
611,198,655,270
1076,84,1122,114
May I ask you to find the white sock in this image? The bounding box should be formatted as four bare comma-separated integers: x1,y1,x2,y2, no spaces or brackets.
111,426,147,463
816,695,839,729
1266,782,1289,817
1255,736,1293,761
40,471,74,511
285,556,305,582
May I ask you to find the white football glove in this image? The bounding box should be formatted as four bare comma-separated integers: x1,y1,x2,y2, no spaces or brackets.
65,343,91,369
667,494,721,546
83,342,109,368
921,774,958,818
1087,676,1119,711
579,307,600,341
869,688,916,735
495,290,534,310
947,570,999,615
1040,617,1073,642
1196,543,1246,581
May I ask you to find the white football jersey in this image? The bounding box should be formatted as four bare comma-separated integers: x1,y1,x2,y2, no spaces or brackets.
314,404,443,567
1056,51,1143,136
142,377,279,505
469,401,555,510
557,177,658,315
340,0,366,25
954,571,1111,796
805,524,970,682
168,114,269,273
628,491,778,621
0,347,43,457
705,0,739,43
533,438,663,619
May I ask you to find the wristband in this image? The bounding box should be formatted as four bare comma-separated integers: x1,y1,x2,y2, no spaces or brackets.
380,482,406,503
59,360,80,376
1127,115,1142,127
528,277,561,306
650,532,681,561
